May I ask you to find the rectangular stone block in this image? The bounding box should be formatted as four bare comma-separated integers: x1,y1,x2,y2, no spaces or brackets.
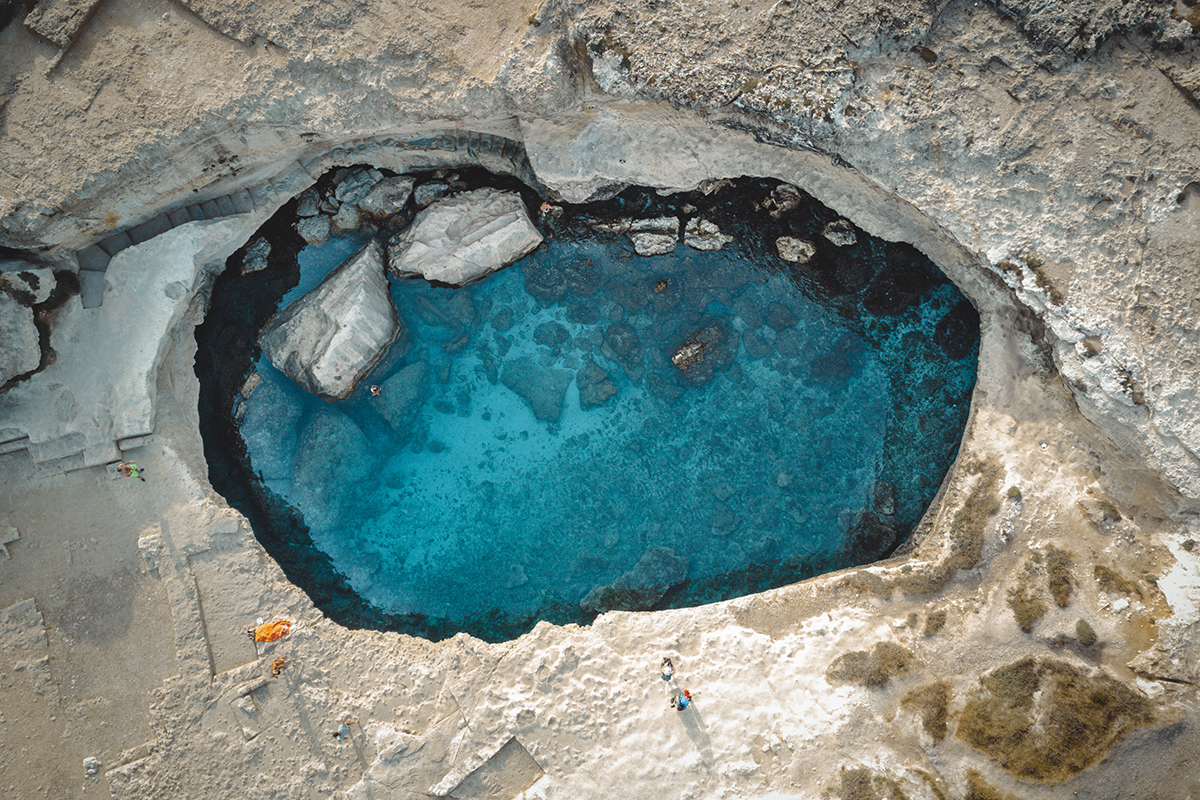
98,231,133,256
23,0,104,49
214,195,236,217
188,204,207,221
76,245,110,272
229,189,253,213
168,208,192,227
79,269,107,308
128,214,172,244
200,200,221,218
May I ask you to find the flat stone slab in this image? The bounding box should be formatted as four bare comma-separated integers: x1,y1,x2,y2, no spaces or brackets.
387,187,542,286
23,0,104,49
260,241,400,400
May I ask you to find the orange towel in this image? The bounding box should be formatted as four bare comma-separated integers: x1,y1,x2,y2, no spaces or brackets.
254,620,291,642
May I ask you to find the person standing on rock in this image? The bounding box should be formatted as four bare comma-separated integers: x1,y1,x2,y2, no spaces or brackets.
671,689,692,711
661,657,674,681
333,717,358,740
117,461,146,481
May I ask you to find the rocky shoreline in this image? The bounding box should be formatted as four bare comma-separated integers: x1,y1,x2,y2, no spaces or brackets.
1,0,1199,798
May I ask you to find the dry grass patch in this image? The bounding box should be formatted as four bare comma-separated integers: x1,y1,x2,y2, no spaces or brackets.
902,680,951,742
826,641,914,689
956,657,1155,783
1044,546,1072,607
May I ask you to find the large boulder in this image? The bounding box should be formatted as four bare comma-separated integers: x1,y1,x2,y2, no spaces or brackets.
0,293,40,384
500,356,573,422
386,187,542,286
259,241,400,400
580,546,689,614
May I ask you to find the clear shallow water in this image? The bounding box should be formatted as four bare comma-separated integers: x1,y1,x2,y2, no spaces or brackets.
197,174,978,641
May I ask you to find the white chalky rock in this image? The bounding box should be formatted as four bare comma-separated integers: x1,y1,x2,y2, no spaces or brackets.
776,236,816,263
684,217,732,251
259,241,400,400
822,219,857,246
387,187,542,286
0,293,40,383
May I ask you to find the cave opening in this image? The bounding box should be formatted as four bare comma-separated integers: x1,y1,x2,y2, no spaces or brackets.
195,165,979,642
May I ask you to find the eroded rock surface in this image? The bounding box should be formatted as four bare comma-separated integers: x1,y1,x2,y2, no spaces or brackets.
259,241,399,400
387,188,542,286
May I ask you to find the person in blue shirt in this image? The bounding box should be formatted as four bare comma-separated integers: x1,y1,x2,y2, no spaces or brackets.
671,689,692,711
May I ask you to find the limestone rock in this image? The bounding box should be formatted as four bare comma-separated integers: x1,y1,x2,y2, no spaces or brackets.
259,241,400,400
377,361,429,433
580,546,688,614
0,293,40,384
296,215,330,245
628,216,679,256
333,167,384,205
822,219,857,247
412,182,451,207
331,203,361,231
766,183,804,217
240,237,270,274
387,188,542,287
357,176,415,217
776,236,816,263
684,218,732,251
0,262,56,304
296,189,320,218
500,356,572,422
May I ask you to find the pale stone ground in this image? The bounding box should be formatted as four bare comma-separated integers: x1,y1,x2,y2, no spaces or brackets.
2,0,1200,798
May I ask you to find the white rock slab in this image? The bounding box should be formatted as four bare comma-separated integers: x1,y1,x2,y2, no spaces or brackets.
0,215,262,459
0,261,56,303
776,236,816,263
387,188,542,286
684,217,732,251
260,241,399,400
0,294,39,384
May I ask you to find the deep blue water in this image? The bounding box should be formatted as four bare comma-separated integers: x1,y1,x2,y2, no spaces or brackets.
196,173,978,641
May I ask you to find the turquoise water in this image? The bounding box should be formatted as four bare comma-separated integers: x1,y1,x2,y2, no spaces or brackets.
198,174,978,641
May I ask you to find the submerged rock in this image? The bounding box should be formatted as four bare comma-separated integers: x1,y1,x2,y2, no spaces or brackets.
387,187,542,286
377,361,428,433
776,236,816,263
0,293,40,384
259,241,400,400
500,356,573,421
577,360,617,409
240,378,304,481
580,546,688,614
670,322,734,385
292,409,374,529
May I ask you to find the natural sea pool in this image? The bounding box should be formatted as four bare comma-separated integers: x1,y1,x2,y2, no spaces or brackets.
196,173,979,642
